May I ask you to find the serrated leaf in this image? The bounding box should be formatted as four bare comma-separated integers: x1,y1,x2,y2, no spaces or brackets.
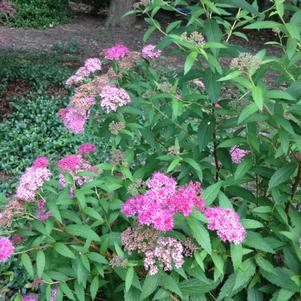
188,218,212,255
203,182,222,205
234,157,252,180
184,51,198,75
65,224,100,242
125,267,134,293
140,273,159,300
36,250,45,278
21,253,34,278
269,163,297,189
54,243,76,259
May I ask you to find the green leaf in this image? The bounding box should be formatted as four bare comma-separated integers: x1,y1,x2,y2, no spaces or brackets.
167,157,182,173
140,273,159,300
234,157,252,180
88,252,108,264
160,274,183,299
203,182,222,205
83,207,104,222
65,224,101,242
252,86,264,110
184,51,198,75
226,0,259,15
218,70,241,81
36,250,45,278
90,276,100,300
255,256,276,275
244,21,281,29
21,253,34,278
238,103,259,124
244,232,275,253
268,163,297,189
125,267,134,293
241,219,264,229
230,244,243,271
60,282,75,300
183,158,203,181
247,287,263,301
188,218,212,255
54,243,76,259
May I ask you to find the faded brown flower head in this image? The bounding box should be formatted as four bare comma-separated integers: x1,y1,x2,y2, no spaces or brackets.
118,51,141,70
230,52,261,73
181,31,206,47
111,150,125,166
168,146,180,156
182,237,197,257
110,255,128,268
157,81,173,93
133,0,151,9
127,179,145,195
0,200,24,227
109,121,126,135
121,224,160,255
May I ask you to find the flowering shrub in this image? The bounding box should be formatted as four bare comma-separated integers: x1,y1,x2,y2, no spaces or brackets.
1,0,301,300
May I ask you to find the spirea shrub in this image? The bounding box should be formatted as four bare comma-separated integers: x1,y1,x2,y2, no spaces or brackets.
1,0,301,300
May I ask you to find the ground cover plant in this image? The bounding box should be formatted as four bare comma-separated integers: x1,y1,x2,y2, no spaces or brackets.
0,0,72,28
0,0,301,300
0,51,82,194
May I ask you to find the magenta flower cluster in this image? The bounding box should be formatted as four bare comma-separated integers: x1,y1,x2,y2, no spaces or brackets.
0,237,14,262
142,44,162,59
16,157,52,202
204,207,246,244
36,199,52,222
104,44,130,60
230,146,248,164
100,84,131,113
58,145,99,194
122,172,204,231
22,296,38,301
66,57,102,86
144,237,184,275
79,143,97,155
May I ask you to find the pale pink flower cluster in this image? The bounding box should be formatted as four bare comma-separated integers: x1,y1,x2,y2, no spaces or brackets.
104,44,129,60
230,146,248,164
192,79,206,91
79,143,96,155
0,1,15,16
16,157,52,202
36,199,52,222
142,44,162,59
0,237,14,262
65,58,102,86
122,172,204,231
100,84,131,113
22,296,38,301
51,288,57,301
204,207,246,244
58,107,87,134
144,237,184,275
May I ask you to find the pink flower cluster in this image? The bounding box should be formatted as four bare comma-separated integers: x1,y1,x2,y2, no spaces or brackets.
0,237,14,262
58,148,100,194
100,84,131,113
204,207,246,244
36,199,52,222
16,157,52,202
22,296,38,301
57,155,81,172
144,237,184,275
79,143,96,155
65,58,102,86
230,146,248,164
0,1,15,16
122,172,204,231
104,44,129,60
142,44,162,59
58,107,87,134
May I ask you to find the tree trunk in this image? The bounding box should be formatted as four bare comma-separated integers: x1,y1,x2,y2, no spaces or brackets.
105,0,136,28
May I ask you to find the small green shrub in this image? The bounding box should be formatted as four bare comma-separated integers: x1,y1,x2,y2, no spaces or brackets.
9,0,72,28
0,94,82,192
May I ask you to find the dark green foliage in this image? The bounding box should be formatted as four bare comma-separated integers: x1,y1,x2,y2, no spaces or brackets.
9,0,73,28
